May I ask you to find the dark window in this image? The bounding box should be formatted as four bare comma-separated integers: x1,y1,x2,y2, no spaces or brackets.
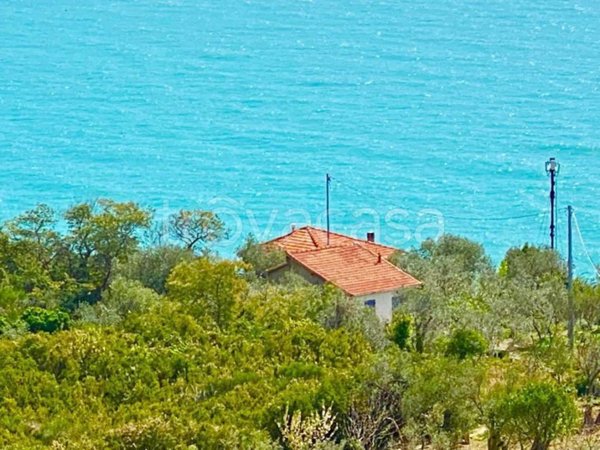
364,299,376,308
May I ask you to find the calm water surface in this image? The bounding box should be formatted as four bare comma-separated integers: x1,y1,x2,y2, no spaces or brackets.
0,0,599,273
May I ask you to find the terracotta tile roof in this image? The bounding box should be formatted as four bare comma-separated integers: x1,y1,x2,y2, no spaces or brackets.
287,244,421,297
266,226,398,259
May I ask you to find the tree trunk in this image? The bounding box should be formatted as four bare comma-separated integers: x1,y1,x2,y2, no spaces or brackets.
487,431,508,450
530,439,549,450
584,404,595,428
595,410,600,426
415,330,425,353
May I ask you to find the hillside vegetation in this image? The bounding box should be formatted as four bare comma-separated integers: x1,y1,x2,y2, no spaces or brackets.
0,201,599,450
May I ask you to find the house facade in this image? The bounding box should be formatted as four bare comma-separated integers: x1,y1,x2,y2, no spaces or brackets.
264,226,421,322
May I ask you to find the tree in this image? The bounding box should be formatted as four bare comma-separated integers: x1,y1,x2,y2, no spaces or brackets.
343,365,405,450
388,313,413,351
575,330,600,397
64,200,152,302
498,245,568,344
167,258,248,328
1,205,68,298
500,245,565,285
237,234,286,276
574,279,600,327
488,381,578,450
4,204,59,259
401,354,484,448
77,277,161,325
169,210,226,253
116,245,193,294
445,328,488,360
391,235,492,352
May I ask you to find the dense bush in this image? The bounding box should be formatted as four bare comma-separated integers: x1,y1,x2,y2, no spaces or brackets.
445,328,488,360
487,381,579,450
21,306,70,333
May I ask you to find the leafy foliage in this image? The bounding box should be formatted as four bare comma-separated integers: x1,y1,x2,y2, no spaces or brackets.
445,328,488,360
0,204,596,448
237,234,287,276
167,258,248,328
169,209,226,253
488,381,579,450
21,306,70,333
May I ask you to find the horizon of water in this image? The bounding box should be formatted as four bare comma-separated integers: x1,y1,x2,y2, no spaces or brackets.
1,0,599,275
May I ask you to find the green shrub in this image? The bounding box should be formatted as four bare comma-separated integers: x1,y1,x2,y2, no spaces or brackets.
116,246,193,294
0,316,9,334
488,381,579,450
445,328,487,360
21,307,70,333
389,313,412,350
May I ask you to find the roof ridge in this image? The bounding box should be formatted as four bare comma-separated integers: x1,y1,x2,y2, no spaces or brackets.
304,226,398,251
288,244,356,254
305,227,321,249
262,228,298,246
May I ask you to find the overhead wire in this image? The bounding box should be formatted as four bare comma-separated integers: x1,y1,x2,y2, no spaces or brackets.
440,211,547,222
334,179,550,223
572,211,600,277
535,210,550,246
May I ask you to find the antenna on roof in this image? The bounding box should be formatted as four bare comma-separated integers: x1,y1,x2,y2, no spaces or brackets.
326,173,332,246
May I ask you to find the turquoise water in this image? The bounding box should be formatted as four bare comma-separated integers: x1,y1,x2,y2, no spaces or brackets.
1,0,599,273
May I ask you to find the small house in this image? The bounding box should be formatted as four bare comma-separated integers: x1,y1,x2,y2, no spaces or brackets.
264,226,421,321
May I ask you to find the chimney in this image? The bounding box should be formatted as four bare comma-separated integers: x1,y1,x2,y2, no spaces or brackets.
291,224,296,231
366,232,375,243
377,253,382,264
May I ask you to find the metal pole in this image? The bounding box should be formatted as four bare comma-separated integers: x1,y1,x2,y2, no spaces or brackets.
326,174,331,246
550,169,556,250
567,205,574,347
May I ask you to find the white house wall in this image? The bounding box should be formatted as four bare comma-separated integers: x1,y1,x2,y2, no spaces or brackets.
355,291,395,322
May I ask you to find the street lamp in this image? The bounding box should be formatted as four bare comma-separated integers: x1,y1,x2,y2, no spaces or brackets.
545,157,560,176
545,157,560,250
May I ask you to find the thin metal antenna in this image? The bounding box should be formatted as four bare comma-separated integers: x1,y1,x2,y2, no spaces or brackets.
326,174,331,246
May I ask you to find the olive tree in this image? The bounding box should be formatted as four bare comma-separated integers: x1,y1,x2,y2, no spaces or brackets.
169,210,226,253
167,258,248,328
496,245,568,345
487,381,578,450
391,235,492,352
64,200,152,303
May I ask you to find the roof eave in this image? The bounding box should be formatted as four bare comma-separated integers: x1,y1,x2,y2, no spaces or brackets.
349,282,423,297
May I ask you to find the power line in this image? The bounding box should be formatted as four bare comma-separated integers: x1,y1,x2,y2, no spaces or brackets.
441,211,547,222
535,211,550,246
333,179,372,199
572,211,600,277
334,176,565,232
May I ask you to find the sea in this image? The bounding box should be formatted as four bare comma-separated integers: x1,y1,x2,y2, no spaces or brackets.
0,0,599,275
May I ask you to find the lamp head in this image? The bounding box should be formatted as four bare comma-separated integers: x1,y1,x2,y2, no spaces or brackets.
545,157,560,175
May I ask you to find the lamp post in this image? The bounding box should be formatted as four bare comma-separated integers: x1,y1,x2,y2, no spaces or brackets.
545,157,560,250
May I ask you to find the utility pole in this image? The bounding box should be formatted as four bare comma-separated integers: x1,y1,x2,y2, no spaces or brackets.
567,205,575,348
545,157,560,249
326,174,331,246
